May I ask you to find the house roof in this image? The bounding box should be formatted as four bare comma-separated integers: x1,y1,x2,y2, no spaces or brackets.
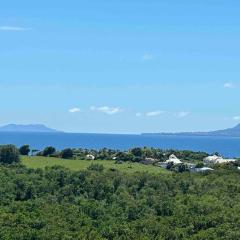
166,154,182,164
204,155,221,161
169,154,179,160
204,155,236,164
198,167,214,171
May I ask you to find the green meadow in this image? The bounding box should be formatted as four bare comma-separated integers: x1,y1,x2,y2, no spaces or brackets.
22,156,169,174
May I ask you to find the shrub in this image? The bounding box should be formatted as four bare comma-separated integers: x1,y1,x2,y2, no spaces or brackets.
87,163,104,172
196,162,204,168
42,146,56,157
0,145,20,164
61,148,73,159
19,145,30,156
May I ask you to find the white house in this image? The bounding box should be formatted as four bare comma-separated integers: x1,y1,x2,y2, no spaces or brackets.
86,154,95,160
166,154,182,165
203,155,236,165
195,167,214,173
158,154,182,168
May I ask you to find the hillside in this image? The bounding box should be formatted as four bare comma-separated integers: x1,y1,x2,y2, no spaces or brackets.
143,123,240,137
22,156,168,174
0,124,59,133
0,159,240,239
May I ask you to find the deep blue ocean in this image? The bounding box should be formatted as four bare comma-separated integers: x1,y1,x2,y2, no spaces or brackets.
0,132,239,157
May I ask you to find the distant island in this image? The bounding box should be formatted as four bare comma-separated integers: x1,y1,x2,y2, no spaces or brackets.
0,124,60,133
142,123,240,137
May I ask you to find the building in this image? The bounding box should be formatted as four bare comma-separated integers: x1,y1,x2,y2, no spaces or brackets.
166,154,182,165
86,154,95,160
195,167,214,173
141,157,157,165
203,155,236,165
158,154,182,168
186,163,197,172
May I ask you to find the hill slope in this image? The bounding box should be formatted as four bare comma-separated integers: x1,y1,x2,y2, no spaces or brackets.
22,156,168,174
143,123,240,137
0,124,59,133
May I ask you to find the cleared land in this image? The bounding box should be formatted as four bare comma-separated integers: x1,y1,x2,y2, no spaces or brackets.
22,156,169,174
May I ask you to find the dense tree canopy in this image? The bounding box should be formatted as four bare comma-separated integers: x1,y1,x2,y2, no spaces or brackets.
0,161,239,239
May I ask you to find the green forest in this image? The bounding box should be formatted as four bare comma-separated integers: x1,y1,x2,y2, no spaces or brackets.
0,145,240,239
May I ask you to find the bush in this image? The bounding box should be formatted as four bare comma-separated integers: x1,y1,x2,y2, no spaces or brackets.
0,145,20,164
61,148,73,159
87,163,104,172
19,145,30,156
196,162,204,168
42,146,56,157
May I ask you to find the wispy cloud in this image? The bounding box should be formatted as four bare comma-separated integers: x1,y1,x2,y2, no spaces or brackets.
69,108,81,113
146,111,165,117
224,82,234,89
90,106,123,115
142,53,154,61
0,26,31,31
233,116,240,121
175,111,190,118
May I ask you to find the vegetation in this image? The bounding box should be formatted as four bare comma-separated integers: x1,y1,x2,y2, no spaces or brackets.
22,156,169,174
0,144,235,239
42,146,56,157
34,146,209,163
0,144,20,164
0,159,239,239
19,144,30,156
61,148,74,159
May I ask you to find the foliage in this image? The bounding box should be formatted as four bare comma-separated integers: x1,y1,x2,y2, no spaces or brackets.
61,148,73,159
22,156,168,174
0,144,20,164
40,146,56,157
0,163,239,239
23,146,210,164
19,145,30,156
87,163,104,172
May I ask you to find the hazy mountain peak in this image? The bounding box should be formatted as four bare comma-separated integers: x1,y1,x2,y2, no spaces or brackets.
143,123,240,137
232,123,240,130
0,124,59,133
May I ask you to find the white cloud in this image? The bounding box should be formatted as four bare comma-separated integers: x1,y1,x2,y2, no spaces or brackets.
233,116,240,121
90,106,123,115
69,108,81,113
146,111,165,117
0,26,31,31
224,82,234,89
176,111,190,118
142,53,153,61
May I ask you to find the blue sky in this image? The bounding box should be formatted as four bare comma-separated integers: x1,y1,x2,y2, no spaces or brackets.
0,0,240,133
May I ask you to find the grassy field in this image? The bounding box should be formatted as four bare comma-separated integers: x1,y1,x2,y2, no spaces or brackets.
22,156,169,174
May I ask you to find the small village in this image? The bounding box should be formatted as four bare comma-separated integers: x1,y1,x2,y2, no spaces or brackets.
82,150,239,173
141,154,238,173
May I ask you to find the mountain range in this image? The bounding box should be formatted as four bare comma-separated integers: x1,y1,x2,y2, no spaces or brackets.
0,123,240,136
142,123,240,137
0,124,59,133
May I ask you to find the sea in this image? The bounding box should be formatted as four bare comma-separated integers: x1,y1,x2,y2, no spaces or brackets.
0,132,239,157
